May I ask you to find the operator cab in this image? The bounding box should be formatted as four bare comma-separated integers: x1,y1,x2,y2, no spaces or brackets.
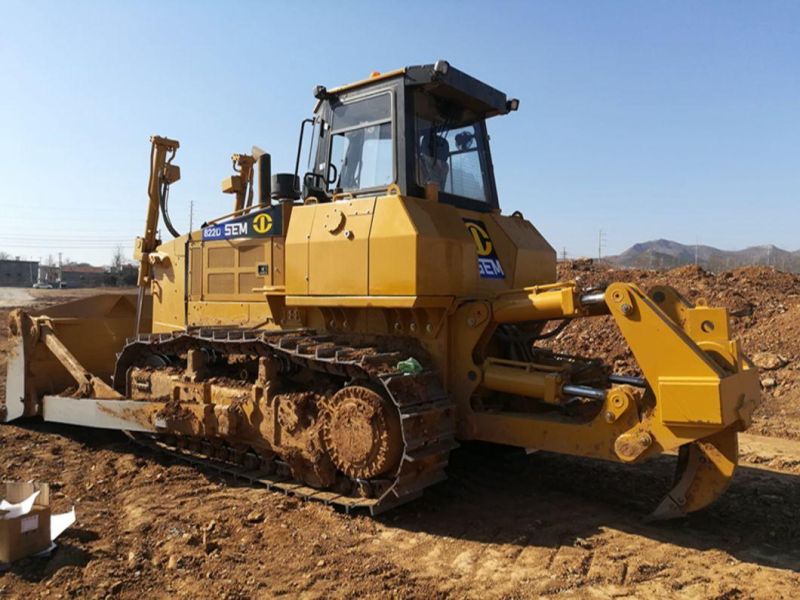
297,61,518,213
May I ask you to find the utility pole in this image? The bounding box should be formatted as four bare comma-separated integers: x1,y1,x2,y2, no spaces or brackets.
598,229,606,261
58,252,63,285
189,199,194,233
561,247,567,261
694,237,699,266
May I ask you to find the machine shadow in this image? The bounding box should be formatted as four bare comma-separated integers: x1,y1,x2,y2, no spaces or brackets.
378,443,800,573
2,540,92,583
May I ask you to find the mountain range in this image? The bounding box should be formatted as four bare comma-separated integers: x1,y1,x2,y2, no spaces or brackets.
605,239,800,272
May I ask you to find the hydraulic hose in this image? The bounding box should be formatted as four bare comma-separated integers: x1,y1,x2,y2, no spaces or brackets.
159,179,180,238
158,147,181,238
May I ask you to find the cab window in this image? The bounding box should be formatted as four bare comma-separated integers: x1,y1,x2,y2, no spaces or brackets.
328,94,393,192
415,91,490,203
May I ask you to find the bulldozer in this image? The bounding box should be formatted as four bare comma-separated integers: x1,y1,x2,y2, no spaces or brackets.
2,61,760,519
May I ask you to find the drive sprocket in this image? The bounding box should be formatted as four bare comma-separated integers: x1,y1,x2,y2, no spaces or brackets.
322,386,403,479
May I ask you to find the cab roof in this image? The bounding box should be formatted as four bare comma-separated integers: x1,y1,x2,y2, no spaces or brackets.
320,61,518,119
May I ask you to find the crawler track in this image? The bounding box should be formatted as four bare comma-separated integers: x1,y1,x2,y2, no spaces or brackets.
114,328,457,514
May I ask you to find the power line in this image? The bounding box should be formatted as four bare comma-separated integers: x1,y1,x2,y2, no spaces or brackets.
0,244,133,252
2,239,135,245
2,237,133,242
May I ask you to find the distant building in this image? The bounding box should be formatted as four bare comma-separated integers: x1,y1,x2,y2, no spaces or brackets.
0,259,39,287
38,263,109,287
61,265,108,288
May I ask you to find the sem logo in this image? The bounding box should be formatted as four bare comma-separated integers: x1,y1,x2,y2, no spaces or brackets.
464,220,494,257
202,208,282,241
253,213,273,234
463,219,505,279
224,222,249,237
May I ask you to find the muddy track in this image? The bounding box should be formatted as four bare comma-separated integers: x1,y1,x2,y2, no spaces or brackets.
114,328,457,514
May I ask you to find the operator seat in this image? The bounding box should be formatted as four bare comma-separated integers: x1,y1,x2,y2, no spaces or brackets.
419,132,450,191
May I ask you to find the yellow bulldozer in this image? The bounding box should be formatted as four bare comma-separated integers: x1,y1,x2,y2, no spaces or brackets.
2,61,760,519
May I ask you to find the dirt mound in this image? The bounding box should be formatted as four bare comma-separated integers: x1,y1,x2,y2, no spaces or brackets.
547,261,800,439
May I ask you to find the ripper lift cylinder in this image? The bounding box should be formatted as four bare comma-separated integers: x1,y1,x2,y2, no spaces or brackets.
492,287,579,323
491,286,613,325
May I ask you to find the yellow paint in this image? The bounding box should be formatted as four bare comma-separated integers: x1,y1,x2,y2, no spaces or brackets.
308,198,376,295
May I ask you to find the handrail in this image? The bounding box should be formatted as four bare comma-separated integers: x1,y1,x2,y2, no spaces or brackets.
202,204,270,227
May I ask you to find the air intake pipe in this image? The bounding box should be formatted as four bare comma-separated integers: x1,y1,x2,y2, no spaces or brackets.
257,152,272,207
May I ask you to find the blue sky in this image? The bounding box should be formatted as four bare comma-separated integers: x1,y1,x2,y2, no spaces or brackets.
1,1,798,265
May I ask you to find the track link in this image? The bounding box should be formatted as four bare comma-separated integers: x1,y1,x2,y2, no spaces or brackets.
114,328,457,515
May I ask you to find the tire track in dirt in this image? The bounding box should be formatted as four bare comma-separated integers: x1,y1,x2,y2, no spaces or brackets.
361,443,800,598
2,420,800,598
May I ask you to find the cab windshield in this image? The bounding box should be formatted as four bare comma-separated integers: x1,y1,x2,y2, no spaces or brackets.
415,91,490,203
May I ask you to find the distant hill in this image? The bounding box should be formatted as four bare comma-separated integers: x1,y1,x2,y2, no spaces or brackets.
606,239,800,272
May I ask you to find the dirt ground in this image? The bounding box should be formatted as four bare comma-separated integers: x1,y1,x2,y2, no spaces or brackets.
1,272,799,599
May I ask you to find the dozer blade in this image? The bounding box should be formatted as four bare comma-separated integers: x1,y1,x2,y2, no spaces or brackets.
1,293,150,422
649,428,738,521
4,327,27,422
